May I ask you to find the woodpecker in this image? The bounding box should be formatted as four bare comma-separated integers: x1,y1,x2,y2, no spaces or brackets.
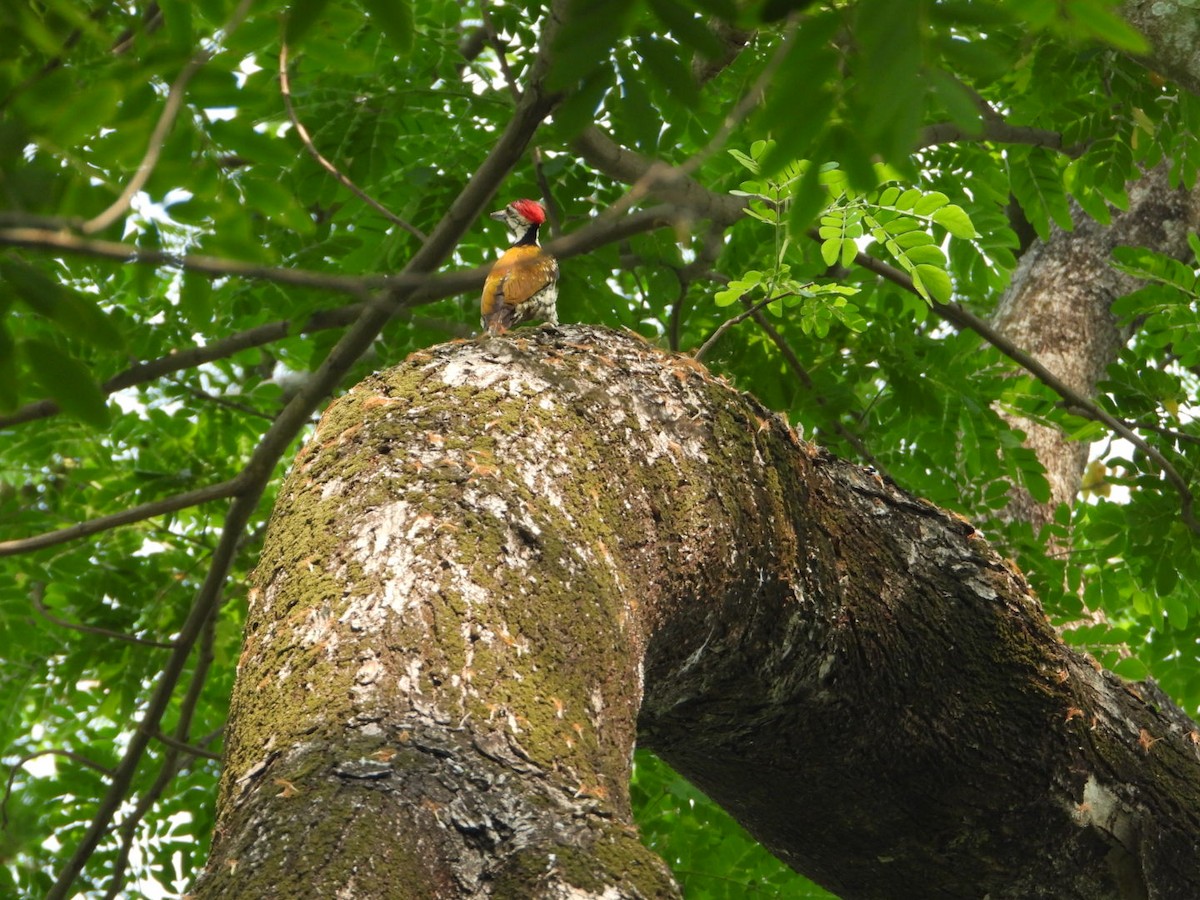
481,198,559,334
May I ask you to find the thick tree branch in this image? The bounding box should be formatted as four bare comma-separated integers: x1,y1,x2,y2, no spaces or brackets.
202,327,1200,898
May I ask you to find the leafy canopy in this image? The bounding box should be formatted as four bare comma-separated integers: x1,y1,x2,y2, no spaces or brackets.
2,0,1198,896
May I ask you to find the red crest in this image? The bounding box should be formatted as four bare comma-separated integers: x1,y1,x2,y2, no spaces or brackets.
510,199,547,225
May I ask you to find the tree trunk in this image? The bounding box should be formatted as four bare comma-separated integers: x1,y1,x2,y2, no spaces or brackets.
194,326,1200,900
993,168,1200,528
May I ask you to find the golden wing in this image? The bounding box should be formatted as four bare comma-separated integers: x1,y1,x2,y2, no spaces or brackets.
482,247,557,333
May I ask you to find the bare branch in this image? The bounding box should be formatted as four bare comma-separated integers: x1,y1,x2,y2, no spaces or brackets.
32,583,177,649
279,43,428,241
152,729,222,761
481,0,523,103
0,227,376,294
747,305,887,473
82,0,254,235
0,477,243,558
918,118,1079,154
103,611,220,900
166,376,278,422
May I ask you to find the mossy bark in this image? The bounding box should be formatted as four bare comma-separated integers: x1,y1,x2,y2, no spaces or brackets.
195,325,1200,900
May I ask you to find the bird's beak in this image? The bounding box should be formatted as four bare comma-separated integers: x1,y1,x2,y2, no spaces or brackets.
489,209,508,221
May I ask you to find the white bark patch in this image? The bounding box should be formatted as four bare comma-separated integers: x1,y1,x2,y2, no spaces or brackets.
320,477,346,500
438,354,554,396
344,501,435,628
1070,774,1138,848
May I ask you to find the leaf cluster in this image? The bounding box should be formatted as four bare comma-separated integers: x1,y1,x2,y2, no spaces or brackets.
3,0,1200,896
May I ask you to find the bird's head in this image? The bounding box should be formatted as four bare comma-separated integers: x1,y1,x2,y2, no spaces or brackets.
491,199,547,240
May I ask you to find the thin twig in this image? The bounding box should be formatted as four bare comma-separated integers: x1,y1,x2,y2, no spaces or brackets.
2,750,115,828
31,583,177,649
279,43,428,241
747,306,887,473
693,293,778,361
151,730,222,761
532,147,563,237
0,477,243,557
668,275,689,352
0,226,377,294
166,376,277,422
917,118,1075,154
481,0,522,103
82,0,254,234
1115,416,1200,446
103,610,220,900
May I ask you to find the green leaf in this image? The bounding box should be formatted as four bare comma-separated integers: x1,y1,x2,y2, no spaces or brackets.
787,159,827,237
1069,0,1149,52
1009,148,1072,239
912,264,952,303
362,0,415,53
0,323,17,411
0,258,124,348
1188,232,1200,266
913,191,950,216
285,0,332,46
22,339,110,427
756,13,840,176
931,205,978,239
159,0,194,50
646,0,726,60
547,0,638,91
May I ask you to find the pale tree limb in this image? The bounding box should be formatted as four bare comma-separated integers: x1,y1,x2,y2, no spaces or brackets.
693,292,781,361
278,43,428,241
82,0,254,235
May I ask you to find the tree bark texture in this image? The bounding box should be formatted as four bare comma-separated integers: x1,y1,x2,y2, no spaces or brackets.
195,326,1200,900
993,169,1200,528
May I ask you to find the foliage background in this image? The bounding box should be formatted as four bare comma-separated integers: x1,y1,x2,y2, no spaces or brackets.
1,0,1198,896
